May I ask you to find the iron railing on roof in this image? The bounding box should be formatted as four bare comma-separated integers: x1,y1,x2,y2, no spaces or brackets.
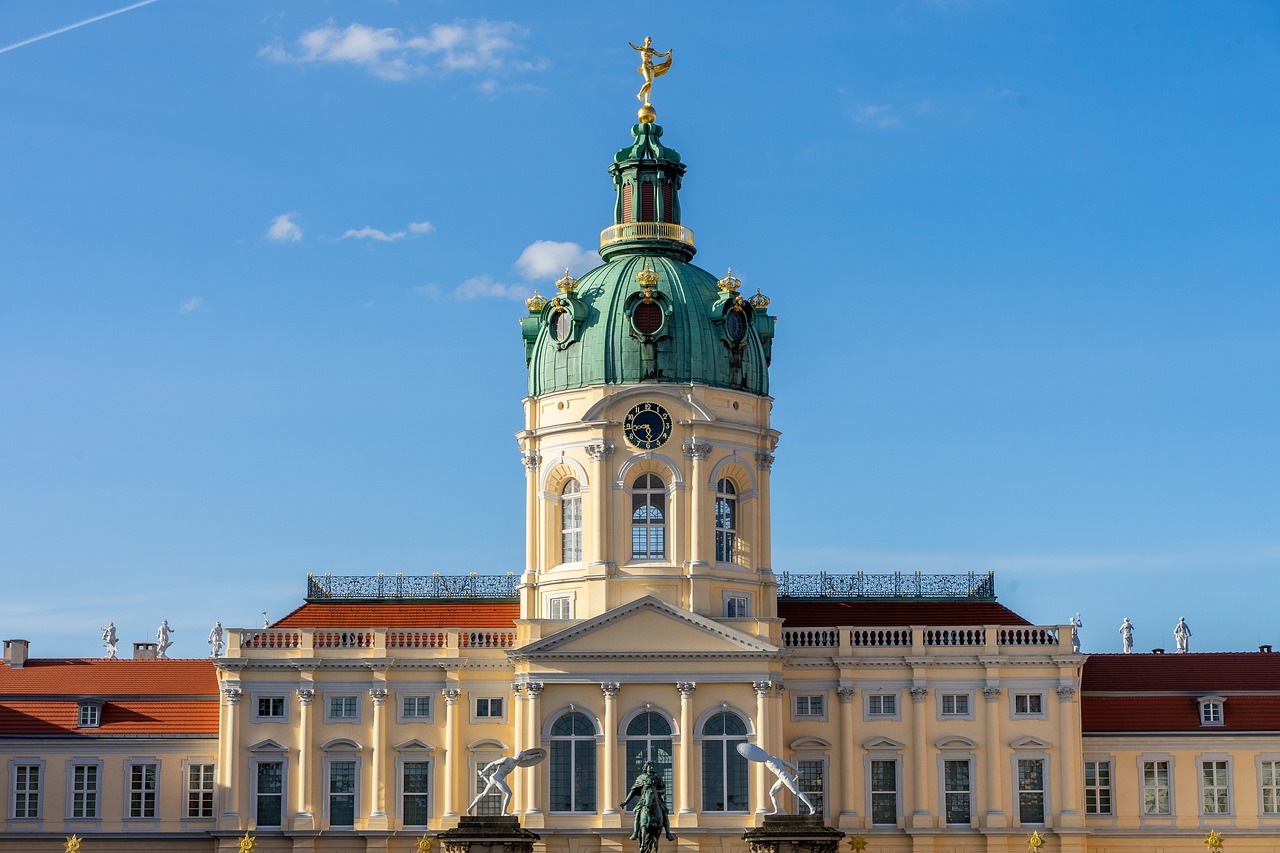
306,572,519,602
776,571,995,600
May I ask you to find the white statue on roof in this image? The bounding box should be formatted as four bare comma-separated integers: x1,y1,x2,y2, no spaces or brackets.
157,619,175,658
101,621,118,659
262,611,269,628
1120,617,1134,654
1174,616,1191,653
1069,612,1082,653
207,621,224,657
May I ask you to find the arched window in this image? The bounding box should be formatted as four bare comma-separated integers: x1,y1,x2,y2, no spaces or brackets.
625,712,674,797
631,474,666,560
550,712,597,813
715,478,737,563
561,479,582,564
701,712,748,812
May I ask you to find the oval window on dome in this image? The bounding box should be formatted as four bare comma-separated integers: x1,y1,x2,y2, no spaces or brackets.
551,310,572,341
725,308,746,343
632,301,664,336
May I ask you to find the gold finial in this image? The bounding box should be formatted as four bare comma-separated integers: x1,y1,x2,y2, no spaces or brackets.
1204,831,1224,853
717,267,741,292
64,837,83,853
526,290,547,312
556,268,578,293
749,287,770,309
847,835,868,852
637,259,659,286
629,36,672,123
1026,831,1045,853
418,837,436,853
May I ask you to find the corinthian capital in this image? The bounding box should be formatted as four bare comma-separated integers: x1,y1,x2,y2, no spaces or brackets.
683,441,711,461
586,440,614,461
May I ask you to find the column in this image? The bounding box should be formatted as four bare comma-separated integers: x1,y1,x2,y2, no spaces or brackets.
601,683,621,817
755,451,774,571
837,687,856,820
442,688,461,819
295,689,315,828
676,683,696,816
368,688,389,826
221,687,242,823
586,441,613,569
982,687,1005,828
684,442,711,573
511,684,526,814
909,687,930,826
1056,685,1081,825
525,683,544,820
522,451,540,619
753,681,772,816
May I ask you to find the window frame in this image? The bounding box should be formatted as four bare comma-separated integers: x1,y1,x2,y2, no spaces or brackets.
1012,692,1048,719
184,761,216,820
399,757,433,828
471,695,508,724
325,693,361,724
67,760,103,821
546,594,574,620
398,693,435,724
715,477,738,564
253,694,288,723
794,757,826,817
624,710,675,804
1198,696,1226,727
560,479,583,565
867,758,900,826
723,592,751,619
1015,757,1046,825
77,702,102,729
549,710,599,814
629,473,667,562
942,758,973,826
10,759,44,820
1259,756,1280,818
251,757,287,828
699,710,750,813
1083,757,1114,817
1199,756,1233,816
125,759,160,821
865,691,901,720
793,693,827,721
938,691,973,720
1140,756,1174,819
325,757,360,829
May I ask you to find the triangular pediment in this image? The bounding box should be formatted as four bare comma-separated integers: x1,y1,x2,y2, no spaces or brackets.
394,738,436,753
863,736,905,751
248,738,288,753
514,596,780,660
1010,735,1052,750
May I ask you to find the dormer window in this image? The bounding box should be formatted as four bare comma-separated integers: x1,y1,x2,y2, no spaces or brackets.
77,702,102,729
1198,696,1226,726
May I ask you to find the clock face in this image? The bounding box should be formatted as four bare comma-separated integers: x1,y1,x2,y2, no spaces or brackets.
623,402,673,450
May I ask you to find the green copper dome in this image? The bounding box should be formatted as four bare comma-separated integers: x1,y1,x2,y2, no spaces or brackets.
520,122,776,398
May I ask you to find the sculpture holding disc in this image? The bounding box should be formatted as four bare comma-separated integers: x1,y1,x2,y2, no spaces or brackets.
466,748,547,816
737,742,817,815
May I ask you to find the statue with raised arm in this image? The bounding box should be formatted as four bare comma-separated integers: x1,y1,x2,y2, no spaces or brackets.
621,760,675,852
156,620,175,658
629,36,672,110
101,622,118,659
1174,616,1192,653
1120,617,1134,654
1069,612,1083,654
208,621,225,657
466,748,546,816
737,743,816,815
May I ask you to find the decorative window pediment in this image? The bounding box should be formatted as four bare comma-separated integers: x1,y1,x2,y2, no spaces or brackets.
1010,735,1052,750
320,737,362,752
247,738,288,753
936,736,978,750
862,736,905,751
393,739,436,754
790,736,832,750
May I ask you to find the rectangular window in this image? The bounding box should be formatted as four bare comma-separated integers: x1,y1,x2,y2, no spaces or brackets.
476,697,504,718
944,760,971,825
941,694,970,716
868,694,897,716
329,761,356,827
725,595,749,618
71,764,98,819
187,764,215,818
1201,702,1223,724
797,759,825,816
1262,760,1280,815
1202,760,1230,815
1142,760,1171,816
13,764,40,818
256,762,283,827
795,695,825,717
257,696,286,719
329,696,358,719
1084,760,1112,815
548,596,573,620
1014,694,1043,715
78,704,100,728
402,696,432,719
870,760,897,825
403,761,430,827
129,763,158,819
1017,759,1045,824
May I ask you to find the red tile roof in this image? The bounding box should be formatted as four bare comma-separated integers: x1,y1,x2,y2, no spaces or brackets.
1082,694,1280,733
0,700,218,736
777,599,1032,627
1081,652,1280,692
0,658,217,695
271,601,520,629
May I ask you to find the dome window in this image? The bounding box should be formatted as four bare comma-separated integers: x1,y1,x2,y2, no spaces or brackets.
725,308,746,343
551,309,572,342
632,301,664,336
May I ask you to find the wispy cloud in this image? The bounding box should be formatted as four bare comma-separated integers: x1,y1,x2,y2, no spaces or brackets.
454,275,527,301
0,0,158,56
266,212,302,242
515,240,599,280
408,220,435,235
179,297,204,314
852,104,903,130
342,226,405,242
259,19,543,83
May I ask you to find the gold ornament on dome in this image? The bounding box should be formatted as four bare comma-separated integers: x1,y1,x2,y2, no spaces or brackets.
749,288,770,309
1026,831,1045,853
847,835,868,852
238,833,257,853
64,837,82,853
717,267,741,292
526,290,547,311
1204,831,1224,852
418,836,436,853
556,268,578,293
637,259,659,286
629,36,672,122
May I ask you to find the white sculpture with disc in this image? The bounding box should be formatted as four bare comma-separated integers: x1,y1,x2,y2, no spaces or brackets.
466,748,548,815
737,742,816,815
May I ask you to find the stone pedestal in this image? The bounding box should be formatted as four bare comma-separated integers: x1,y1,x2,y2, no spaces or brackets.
439,815,541,853
743,815,846,853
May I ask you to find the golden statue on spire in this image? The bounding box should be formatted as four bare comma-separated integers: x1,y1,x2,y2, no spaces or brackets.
629,36,672,123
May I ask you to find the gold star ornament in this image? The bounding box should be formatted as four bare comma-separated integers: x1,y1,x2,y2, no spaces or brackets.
237,833,257,853
847,835,868,852
1204,831,1224,852
418,837,436,853
64,837,83,853
1027,831,1045,853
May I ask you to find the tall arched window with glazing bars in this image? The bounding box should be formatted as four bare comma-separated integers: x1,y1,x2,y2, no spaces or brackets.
715,478,737,563
631,474,666,560
701,711,748,812
561,479,582,563
549,711,597,813
625,711,674,797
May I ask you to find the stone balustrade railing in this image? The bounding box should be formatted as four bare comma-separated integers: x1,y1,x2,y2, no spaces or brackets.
229,627,517,657
781,624,1067,655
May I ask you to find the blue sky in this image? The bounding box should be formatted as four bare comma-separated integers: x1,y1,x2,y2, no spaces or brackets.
1,2,1277,658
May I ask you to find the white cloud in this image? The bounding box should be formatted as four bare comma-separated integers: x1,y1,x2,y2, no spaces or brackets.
266,212,302,242
260,19,540,82
853,104,903,130
454,275,527,301
179,297,204,313
515,240,599,280
408,219,435,234
412,283,441,299
342,226,405,242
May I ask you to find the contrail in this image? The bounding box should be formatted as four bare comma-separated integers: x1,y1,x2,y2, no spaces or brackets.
0,0,160,56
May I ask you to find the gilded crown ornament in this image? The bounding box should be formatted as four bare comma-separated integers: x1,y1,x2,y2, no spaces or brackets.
629,36,672,123
526,290,547,312
717,267,741,292
637,259,659,286
749,288,771,309
556,268,579,293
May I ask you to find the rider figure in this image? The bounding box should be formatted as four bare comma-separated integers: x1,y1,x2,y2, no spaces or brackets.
621,760,675,842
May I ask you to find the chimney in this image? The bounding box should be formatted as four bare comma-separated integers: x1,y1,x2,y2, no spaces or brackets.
1151,648,1165,654
1261,645,1273,653
133,642,158,660
3,639,29,669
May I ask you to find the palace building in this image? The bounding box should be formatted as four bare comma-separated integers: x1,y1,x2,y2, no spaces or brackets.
3,69,1278,853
